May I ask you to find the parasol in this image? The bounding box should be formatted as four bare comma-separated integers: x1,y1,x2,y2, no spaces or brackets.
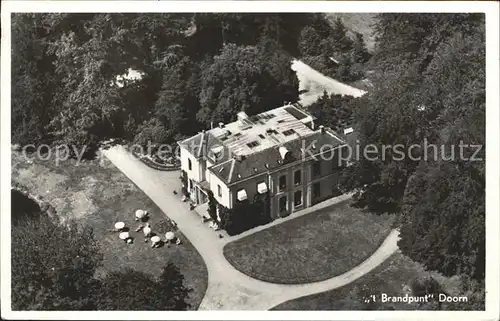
135,209,146,219
165,231,175,241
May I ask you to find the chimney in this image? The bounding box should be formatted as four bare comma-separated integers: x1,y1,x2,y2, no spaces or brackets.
237,111,249,123
233,154,246,162
319,125,325,133
218,122,224,129
199,130,207,157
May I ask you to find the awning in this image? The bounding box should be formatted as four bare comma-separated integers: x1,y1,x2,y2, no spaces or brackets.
279,146,289,160
237,189,248,201
257,182,268,194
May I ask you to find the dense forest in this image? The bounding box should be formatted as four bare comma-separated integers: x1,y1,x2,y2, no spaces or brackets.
339,13,486,308
12,13,370,156
12,13,485,309
11,190,191,310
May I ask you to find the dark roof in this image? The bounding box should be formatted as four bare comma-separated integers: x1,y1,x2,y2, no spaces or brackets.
178,131,231,164
284,105,308,120
338,125,360,162
209,129,346,185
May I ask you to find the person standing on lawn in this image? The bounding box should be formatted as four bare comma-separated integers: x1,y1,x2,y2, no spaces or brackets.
143,223,152,242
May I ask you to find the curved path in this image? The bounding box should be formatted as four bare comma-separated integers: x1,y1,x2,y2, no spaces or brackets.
291,59,366,106
103,145,400,310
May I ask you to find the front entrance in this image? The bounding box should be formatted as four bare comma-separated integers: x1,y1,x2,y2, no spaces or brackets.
198,187,208,204
191,184,209,204
279,195,289,218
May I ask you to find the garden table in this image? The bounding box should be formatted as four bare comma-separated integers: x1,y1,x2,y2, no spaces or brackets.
114,222,125,231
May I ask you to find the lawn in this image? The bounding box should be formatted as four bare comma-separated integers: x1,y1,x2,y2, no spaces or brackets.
223,200,395,284
11,150,208,310
271,252,464,310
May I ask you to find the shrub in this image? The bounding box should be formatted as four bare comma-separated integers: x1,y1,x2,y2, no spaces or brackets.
12,209,103,310
219,194,272,235
98,263,191,310
207,190,218,222
180,170,189,197
410,275,444,298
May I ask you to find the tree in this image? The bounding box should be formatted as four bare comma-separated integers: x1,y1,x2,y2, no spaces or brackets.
399,160,485,280
453,275,485,310
257,36,300,105
370,13,484,74
330,18,353,54
352,31,371,64
45,14,129,154
207,190,219,222
11,212,103,310
298,26,322,56
308,92,355,131
340,18,484,300
157,262,193,310
13,13,313,156
98,264,191,310
197,43,299,126
133,118,172,146
396,24,485,281
11,14,56,146
343,14,485,214
152,56,201,143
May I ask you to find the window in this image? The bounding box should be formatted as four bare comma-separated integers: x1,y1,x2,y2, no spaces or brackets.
188,158,192,171
294,170,302,185
313,182,321,199
258,134,265,139
188,179,193,191
294,190,302,207
332,151,341,169
247,141,260,148
217,184,222,197
279,196,287,212
312,161,321,178
278,175,287,192
282,129,296,136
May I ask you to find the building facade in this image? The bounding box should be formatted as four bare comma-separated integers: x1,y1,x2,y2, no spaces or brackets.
178,103,350,220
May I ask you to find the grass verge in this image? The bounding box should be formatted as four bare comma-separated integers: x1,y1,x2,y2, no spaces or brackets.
11,151,208,310
223,200,394,284
271,251,464,310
